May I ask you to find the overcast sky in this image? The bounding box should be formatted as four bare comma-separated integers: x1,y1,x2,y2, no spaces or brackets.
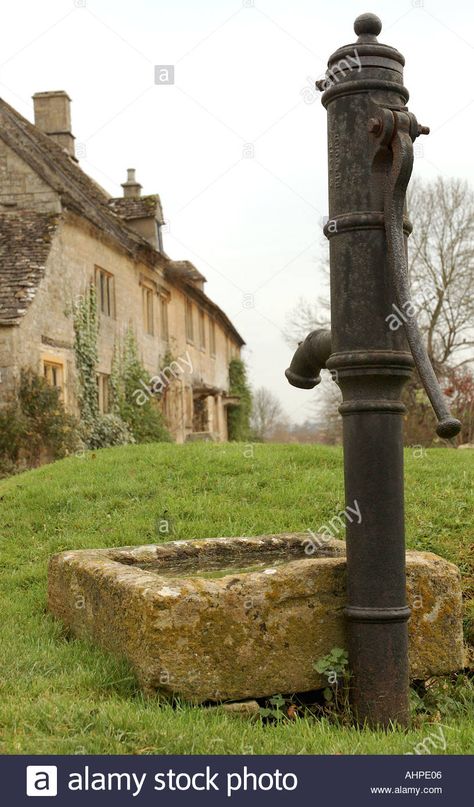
1,0,473,422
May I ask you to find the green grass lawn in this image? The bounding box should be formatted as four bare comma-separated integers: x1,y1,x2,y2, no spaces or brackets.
0,443,472,754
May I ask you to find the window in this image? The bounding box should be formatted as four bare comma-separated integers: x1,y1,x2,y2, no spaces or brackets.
142,286,154,335
95,267,115,318
185,299,194,343
199,309,206,351
209,319,216,357
96,373,110,414
44,361,63,389
43,359,65,400
160,295,169,341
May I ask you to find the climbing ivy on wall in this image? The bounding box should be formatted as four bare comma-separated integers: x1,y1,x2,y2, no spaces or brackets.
227,358,252,441
72,293,169,445
72,284,99,425
72,287,133,448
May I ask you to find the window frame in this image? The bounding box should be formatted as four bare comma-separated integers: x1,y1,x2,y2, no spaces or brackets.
185,298,194,343
199,309,206,351
42,357,66,402
95,266,115,318
160,294,169,341
209,318,216,357
142,285,154,336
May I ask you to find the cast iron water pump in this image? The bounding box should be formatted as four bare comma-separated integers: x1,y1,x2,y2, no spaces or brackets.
286,12,461,728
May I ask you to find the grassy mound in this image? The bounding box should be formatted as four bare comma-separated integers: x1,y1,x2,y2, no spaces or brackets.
0,443,472,754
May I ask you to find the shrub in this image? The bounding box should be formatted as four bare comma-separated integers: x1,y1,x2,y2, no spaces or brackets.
0,404,26,463
0,403,27,478
18,370,80,461
111,329,171,443
0,370,80,475
81,413,135,450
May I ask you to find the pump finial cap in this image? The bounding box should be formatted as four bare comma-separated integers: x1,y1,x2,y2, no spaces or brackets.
354,12,382,39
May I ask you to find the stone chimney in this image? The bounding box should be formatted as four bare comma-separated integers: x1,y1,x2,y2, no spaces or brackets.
121,168,142,198
32,91,75,157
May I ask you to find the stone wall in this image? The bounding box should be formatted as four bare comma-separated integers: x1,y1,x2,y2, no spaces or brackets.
0,142,60,213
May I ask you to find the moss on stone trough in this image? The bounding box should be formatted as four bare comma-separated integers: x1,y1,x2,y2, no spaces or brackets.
48,534,465,703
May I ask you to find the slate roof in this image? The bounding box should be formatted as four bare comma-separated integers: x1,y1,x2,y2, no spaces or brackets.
166,262,244,347
108,195,164,223
167,259,207,285
0,211,59,324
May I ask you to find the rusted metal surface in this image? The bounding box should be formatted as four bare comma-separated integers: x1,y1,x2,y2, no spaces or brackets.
285,12,461,728
285,329,331,389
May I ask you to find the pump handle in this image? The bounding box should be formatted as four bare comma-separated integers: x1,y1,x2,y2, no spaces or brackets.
382,110,461,439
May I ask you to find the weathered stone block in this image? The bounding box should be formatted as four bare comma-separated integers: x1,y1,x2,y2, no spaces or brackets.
48,534,465,702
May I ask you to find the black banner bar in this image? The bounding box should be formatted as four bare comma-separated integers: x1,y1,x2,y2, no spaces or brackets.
2,754,471,806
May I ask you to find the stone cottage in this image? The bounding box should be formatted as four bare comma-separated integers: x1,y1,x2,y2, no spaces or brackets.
0,91,244,442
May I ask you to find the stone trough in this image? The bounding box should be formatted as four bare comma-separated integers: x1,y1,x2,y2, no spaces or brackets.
48,534,465,703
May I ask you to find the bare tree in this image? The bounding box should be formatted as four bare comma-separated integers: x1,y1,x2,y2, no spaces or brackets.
283,254,330,349
250,387,283,441
312,376,343,444
284,295,330,347
407,177,474,368
283,251,341,439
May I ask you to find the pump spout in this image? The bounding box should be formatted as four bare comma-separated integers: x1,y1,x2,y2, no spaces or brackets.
285,329,332,389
